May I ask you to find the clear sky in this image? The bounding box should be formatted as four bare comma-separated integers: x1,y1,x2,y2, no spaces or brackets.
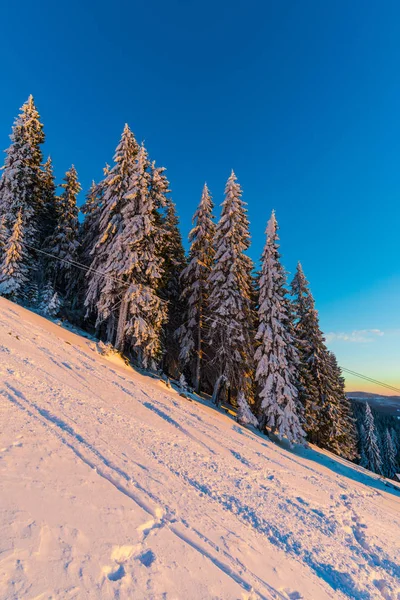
1,0,399,394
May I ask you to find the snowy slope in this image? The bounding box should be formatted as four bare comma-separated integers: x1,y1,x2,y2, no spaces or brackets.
0,298,399,600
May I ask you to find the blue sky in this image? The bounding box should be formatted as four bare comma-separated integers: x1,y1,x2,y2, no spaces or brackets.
1,0,399,393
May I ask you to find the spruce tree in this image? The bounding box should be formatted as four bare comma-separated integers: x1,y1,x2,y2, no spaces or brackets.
382,428,397,479
40,156,58,245
390,427,399,455
255,211,305,445
326,353,358,460
159,200,187,377
291,263,321,433
361,403,383,474
85,124,138,333
45,166,81,297
291,263,356,457
100,144,167,367
178,183,215,392
0,210,28,300
39,281,62,317
79,176,106,267
237,390,259,427
207,171,254,404
0,96,45,285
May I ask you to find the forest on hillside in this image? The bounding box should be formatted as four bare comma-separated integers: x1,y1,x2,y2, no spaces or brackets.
0,96,398,480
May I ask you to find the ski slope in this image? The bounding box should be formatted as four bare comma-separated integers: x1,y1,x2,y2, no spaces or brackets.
0,297,399,600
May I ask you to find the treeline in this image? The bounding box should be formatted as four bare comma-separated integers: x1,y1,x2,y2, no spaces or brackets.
0,96,397,477
351,400,400,480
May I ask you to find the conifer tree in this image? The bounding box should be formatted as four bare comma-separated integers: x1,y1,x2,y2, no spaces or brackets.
39,281,62,317
207,171,254,404
178,183,215,391
360,403,383,474
79,175,106,267
40,157,58,245
255,211,305,445
0,96,45,284
100,144,167,366
85,124,138,331
382,428,397,479
325,353,358,460
159,200,186,377
291,263,321,434
358,424,367,467
291,263,357,457
390,427,399,455
0,210,28,300
45,166,81,296
237,390,259,427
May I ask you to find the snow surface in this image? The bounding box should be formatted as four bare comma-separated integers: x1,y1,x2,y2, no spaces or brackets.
0,298,399,600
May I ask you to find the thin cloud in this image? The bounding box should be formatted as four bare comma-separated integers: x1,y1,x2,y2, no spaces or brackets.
326,329,384,344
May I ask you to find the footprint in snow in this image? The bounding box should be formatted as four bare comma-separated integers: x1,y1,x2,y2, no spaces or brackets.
137,550,156,567
107,564,125,581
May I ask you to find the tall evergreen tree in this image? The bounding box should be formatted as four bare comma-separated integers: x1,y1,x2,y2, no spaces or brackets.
255,211,305,445
291,263,356,457
291,263,321,433
178,183,215,392
360,403,383,474
159,200,186,377
382,428,397,479
106,144,167,366
45,166,81,296
79,175,106,267
207,171,254,403
0,96,45,284
0,210,28,300
85,124,138,331
326,352,358,460
40,156,58,245
390,427,399,455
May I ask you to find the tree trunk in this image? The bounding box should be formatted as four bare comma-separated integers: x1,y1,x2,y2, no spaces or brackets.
212,374,226,407
194,301,202,394
106,311,116,345
115,295,129,352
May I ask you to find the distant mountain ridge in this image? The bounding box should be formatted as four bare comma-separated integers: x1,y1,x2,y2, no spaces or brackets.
346,391,400,417
346,391,400,400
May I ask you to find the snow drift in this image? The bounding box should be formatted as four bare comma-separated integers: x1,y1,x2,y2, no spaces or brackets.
0,297,399,600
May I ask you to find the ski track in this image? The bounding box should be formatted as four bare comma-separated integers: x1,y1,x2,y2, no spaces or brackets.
0,300,400,600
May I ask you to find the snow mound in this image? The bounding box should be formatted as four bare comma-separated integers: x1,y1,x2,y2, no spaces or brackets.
0,297,399,600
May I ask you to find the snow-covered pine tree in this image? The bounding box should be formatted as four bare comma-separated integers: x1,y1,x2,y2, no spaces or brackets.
327,353,358,460
255,211,305,445
382,428,398,479
390,427,399,455
99,144,167,367
45,166,81,298
79,176,106,267
178,183,215,392
0,210,28,300
40,156,58,246
207,171,254,404
85,125,138,334
237,390,259,427
290,263,356,457
358,423,367,467
39,281,62,317
360,403,383,474
291,263,321,433
158,199,187,377
0,96,45,286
